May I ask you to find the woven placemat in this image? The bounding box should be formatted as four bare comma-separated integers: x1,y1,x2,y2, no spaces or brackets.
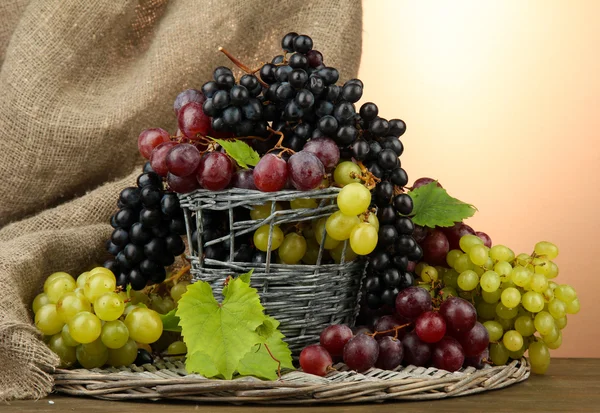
52,358,530,404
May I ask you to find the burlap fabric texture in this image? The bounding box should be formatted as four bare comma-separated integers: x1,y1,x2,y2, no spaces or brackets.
0,0,362,400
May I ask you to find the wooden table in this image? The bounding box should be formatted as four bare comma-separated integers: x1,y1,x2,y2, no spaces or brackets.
5,359,598,412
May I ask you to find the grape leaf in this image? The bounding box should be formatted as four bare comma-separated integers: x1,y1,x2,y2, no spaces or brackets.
407,182,477,228
237,316,294,380
213,139,260,169
176,277,267,379
159,309,181,332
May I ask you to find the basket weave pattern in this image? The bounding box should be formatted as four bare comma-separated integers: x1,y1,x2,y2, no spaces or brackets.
52,358,529,403
178,188,366,355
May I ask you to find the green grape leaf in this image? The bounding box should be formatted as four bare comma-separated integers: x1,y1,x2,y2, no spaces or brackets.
237,317,294,380
176,277,267,380
213,139,260,169
407,182,477,228
159,309,181,332
238,269,253,284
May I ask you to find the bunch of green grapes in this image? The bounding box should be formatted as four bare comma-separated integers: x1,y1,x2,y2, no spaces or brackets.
32,267,178,369
416,235,579,374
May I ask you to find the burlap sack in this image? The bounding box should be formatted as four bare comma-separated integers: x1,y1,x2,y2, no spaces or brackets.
0,0,362,400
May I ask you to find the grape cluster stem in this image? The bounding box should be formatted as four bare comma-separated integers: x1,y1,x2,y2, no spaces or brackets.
218,47,269,87
367,323,411,340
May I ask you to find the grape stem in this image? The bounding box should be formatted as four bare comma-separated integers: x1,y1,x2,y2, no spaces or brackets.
262,343,282,379
218,47,269,87
266,126,295,156
356,161,380,190
367,323,411,340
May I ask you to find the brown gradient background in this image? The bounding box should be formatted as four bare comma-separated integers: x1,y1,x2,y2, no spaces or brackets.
358,0,600,357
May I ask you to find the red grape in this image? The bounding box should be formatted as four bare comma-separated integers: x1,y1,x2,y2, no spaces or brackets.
374,315,408,340
138,128,170,159
441,223,475,250
476,231,492,248
412,177,442,189
299,344,332,377
455,322,489,357
302,138,340,171
287,151,325,191
415,311,447,343
406,261,416,272
150,141,177,176
174,89,205,115
439,297,477,334
343,334,379,372
231,169,257,190
320,325,353,357
166,143,201,177
464,348,489,369
432,336,465,372
196,152,234,190
178,102,211,139
421,229,449,266
352,326,373,336
167,172,199,194
375,336,403,370
395,286,432,321
402,331,431,366
253,154,288,192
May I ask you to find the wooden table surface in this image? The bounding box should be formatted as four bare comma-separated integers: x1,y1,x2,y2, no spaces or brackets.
4,358,598,412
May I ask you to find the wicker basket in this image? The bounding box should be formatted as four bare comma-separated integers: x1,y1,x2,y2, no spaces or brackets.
177,187,366,355
52,358,530,403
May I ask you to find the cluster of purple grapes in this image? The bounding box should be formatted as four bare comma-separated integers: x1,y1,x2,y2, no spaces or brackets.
104,166,186,290
300,287,490,376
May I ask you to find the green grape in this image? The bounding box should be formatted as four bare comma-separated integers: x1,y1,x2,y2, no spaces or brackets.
32,293,51,314
43,272,74,292
167,340,188,355
459,234,484,253
511,266,532,288
453,254,474,273
503,330,524,352
508,337,528,360
45,277,77,304
532,257,550,275
107,338,138,367
514,315,536,337
545,261,559,279
500,287,521,308
442,269,460,289
468,244,489,266
446,249,462,268
89,267,116,278
100,320,129,349
170,281,190,303
490,342,510,365
279,233,308,264
548,281,558,290
534,241,559,260
349,223,378,255
56,292,91,323
325,211,360,241
315,218,341,250
68,311,102,344
457,270,479,291
480,270,501,293
124,308,163,344
337,183,371,216
528,341,551,374
565,298,580,314
76,272,91,289
94,292,125,321
130,289,150,306
542,326,559,344
302,221,316,240
35,304,64,335
250,202,282,220
458,290,475,301
123,304,138,317
534,311,555,336
438,286,458,301
489,245,515,262
554,285,577,303
84,272,117,303
333,161,362,186
160,297,176,314
61,324,79,347
420,266,438,282
76,339,109,369
482,288,501,304
548,298,567,319
302,239,322,265
290,198,317,209
530,273,549,293
473,266,484,276
253,225,284,251
516,306,531,317
546,331,562,350
358,212,379,231
494,261,513,280
483,320,504,341
495,316,514,331
415,262,427,278
555,316,568,330
330,242,357,264
542,287,554,302
477,301,497,320
150,296,166,314
48,334,77,367
522,291,545,313
496,302,518,319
